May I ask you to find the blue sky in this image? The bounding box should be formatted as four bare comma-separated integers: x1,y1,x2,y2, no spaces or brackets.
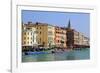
22,10,90,38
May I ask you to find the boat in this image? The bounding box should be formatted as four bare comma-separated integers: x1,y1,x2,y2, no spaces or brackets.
24,51,51,55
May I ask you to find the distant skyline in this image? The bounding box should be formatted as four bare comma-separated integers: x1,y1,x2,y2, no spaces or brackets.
22,10,90,37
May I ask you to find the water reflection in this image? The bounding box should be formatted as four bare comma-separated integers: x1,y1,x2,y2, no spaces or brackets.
22,49,90,62
66,51,75,60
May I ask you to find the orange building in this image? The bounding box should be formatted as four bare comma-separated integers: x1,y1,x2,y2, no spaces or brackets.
55,26,67,48
24,22,55,48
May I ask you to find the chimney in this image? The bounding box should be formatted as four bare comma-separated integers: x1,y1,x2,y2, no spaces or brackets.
28,21,32,25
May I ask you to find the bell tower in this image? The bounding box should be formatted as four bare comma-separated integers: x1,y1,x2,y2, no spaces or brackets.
67,19,71,29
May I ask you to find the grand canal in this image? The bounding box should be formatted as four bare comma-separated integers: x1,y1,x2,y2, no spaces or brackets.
22,48,90,62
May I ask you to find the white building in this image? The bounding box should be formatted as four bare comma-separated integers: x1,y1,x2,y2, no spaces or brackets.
22,26,37,49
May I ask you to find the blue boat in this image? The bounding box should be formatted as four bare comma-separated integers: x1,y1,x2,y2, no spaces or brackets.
24,51,50,55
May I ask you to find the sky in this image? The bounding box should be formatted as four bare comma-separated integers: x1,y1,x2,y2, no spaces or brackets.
22,10,90,38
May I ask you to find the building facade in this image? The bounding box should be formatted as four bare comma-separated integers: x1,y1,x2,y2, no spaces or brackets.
22,25,37,50
22,20,89,50
55,26,67,48
48,25,55,47
66,20,90,49
24,22,55,48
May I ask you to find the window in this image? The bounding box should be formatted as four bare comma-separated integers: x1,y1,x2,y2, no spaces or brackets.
27,28,31,30
48,31,53,35
24,41,26,44
31,42,32,44
58,40,59,43
28,32,30,35
27,37,29,39
31,32,32,35
31,37,32,40
24,32,26,35
40,31,41,34
61,36,64,40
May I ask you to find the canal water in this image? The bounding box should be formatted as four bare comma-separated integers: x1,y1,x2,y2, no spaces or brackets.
22,48,90,62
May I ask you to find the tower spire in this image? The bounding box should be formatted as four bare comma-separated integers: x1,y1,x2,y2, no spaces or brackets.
68,19,71,29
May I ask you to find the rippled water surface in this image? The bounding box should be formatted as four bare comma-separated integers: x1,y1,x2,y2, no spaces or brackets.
22,48,90,62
